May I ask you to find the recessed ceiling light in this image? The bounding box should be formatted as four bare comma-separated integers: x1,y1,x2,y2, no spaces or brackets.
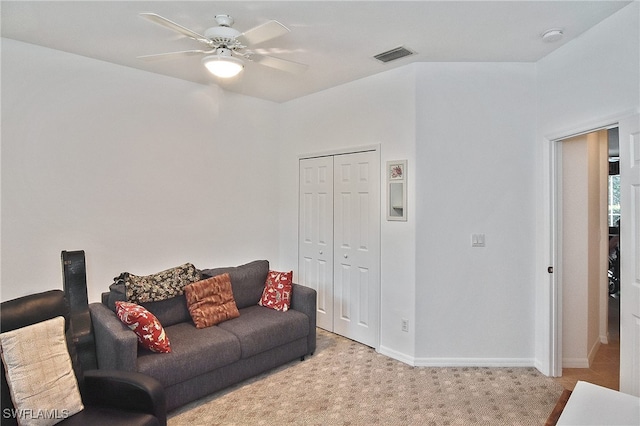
541,29,564,43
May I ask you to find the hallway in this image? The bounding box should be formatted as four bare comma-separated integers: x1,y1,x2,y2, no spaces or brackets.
554,294,620,391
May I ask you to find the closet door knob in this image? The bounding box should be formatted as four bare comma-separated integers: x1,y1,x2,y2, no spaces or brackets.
319,251,323,255
344,254,348,259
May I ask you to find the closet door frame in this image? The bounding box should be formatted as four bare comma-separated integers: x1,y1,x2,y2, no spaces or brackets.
298,144,381,349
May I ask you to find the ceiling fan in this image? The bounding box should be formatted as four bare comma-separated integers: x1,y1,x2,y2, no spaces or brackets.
138,12,308,78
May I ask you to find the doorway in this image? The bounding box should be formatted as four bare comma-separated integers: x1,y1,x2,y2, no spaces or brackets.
553,128,620,390
545,113,640,396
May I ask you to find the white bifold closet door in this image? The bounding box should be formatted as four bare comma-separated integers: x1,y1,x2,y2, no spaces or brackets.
299,155,335,333
299,150,380,348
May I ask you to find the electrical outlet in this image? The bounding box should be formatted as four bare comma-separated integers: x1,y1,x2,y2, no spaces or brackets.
401,319,409,332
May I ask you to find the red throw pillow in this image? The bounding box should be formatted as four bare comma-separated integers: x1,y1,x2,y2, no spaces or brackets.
259,270,293,311
115,301,171,353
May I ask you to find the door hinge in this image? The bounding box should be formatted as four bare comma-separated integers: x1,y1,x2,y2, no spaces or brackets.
547,266,554,274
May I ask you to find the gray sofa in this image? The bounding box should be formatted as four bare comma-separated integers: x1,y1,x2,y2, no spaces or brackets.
89,260,316,411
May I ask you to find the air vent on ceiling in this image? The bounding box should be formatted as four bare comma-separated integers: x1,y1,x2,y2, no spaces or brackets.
373,46,415,63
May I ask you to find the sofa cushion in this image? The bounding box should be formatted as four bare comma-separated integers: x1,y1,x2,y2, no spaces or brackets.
200,260,269,309
217,305,309,359
184,274,240,328
136,322,241,388
259,270,293,312
140,295,191,328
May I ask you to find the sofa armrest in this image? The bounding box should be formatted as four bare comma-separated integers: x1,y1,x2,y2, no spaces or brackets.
82,369,166,426
291,283,317,355
89,302,138,372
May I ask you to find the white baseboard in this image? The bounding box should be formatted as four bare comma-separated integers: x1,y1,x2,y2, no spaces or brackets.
378,346,538,369
412,357,535,368
378,345,416,366
588,339,601,365
534,359,548,375
378,346,540,370
564,340,602,368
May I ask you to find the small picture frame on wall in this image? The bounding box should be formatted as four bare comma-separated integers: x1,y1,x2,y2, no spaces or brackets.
389,162,405,180
387,160,407,221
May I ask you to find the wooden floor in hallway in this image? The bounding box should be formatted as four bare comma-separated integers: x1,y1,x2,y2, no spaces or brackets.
554,294,620,391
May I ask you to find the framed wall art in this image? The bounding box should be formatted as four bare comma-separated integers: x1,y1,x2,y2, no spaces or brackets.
387,160,407,221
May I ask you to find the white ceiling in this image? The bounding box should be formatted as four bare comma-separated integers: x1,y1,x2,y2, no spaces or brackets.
1,1,632,103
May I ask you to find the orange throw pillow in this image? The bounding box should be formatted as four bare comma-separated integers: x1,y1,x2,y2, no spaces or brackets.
184,273,240,328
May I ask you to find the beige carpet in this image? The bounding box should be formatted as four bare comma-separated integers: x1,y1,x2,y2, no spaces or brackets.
169,329,563,425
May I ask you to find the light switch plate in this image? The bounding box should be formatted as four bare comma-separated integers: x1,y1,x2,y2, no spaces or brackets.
472,234,486,247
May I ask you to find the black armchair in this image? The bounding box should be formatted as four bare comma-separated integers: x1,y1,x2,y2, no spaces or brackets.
1,290,166,426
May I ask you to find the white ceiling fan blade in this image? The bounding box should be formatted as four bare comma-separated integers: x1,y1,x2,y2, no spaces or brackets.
137,49,214,61
140,13,211,45
248,53,308,74
238,20,290,46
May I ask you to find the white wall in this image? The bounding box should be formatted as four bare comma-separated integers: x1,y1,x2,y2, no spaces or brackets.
534,1,640,374
279,62,538,365
278,66,418,359
414,63,538,364
1,39,281,303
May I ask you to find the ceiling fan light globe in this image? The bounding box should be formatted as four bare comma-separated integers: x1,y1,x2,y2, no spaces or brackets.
202,55,244,78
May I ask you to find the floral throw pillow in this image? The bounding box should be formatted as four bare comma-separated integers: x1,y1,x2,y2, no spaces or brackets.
259,270,293,312
115,301,171,353
122,263,201,304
